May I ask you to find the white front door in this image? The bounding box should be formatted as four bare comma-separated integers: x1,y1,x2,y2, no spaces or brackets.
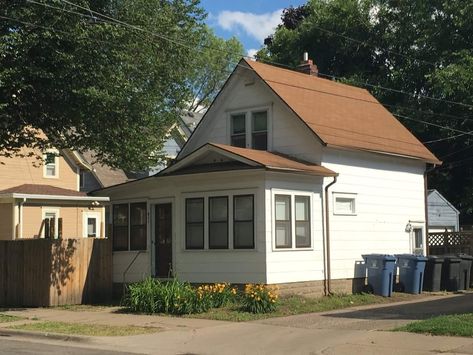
83,212,102,238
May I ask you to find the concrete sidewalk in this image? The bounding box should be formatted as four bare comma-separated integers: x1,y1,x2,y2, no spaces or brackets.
1,292,473,354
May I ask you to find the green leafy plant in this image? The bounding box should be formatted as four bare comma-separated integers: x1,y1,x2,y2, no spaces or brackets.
241,284,279,314
196,283,238,308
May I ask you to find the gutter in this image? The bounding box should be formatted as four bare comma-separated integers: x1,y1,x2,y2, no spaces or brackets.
0,193,109,202
323,175,338,295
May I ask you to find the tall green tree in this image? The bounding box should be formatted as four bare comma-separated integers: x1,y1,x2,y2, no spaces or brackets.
187,27,243,112
260,0,473,222
0,0,205,171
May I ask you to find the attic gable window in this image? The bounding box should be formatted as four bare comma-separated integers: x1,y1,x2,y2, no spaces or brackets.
229,108,269,151
43,151,58,178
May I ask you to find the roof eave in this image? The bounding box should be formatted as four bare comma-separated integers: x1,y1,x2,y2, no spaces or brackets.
0,193,109,201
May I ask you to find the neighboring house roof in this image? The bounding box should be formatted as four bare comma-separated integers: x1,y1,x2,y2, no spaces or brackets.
162,143,337,177
81,151,130,188
428,189,460,214
178,111,204,139
0,184,109,201
243,59,441,165
0,184,86,196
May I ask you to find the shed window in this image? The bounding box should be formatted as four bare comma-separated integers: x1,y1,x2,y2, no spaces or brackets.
275,195,292,248
113,204,129,251
333,193,356,215
209,196,228,249
186,198,204,249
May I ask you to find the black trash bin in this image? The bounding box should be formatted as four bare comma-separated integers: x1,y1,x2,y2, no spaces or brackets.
362,254,396,297
440,256,462,291
457,254,473,291
423,256,444,292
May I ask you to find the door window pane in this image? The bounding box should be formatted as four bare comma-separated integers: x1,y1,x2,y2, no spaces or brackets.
275,195,291,248
295,196,310,248
87,218,97,238
234,195,254,249
186,198,204,249
113,204,129,251
209,197,228,249
130,203,147,250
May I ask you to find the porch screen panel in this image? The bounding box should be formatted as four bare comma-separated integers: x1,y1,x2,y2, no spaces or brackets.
130,202,147,250
186,198,204,249
113,204,129,251
209,197,228,249
233,195,254,249
275,195,291,248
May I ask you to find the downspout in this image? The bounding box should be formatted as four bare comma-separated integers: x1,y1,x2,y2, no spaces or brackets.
324,176,337,295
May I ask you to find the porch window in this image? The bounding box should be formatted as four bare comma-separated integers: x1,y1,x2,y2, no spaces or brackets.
275,195,291,248
295,196,311,248
209,196,228,249
130,203,147,250
113,204,129,251
251,111,267,150
186,198,204,249
233,195,254,249
230,114,246,148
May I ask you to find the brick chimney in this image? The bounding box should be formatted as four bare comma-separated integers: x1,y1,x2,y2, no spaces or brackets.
297,52,318,76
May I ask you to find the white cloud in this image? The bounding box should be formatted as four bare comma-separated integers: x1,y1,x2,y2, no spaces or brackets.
217,9,283,43
247,48,258,60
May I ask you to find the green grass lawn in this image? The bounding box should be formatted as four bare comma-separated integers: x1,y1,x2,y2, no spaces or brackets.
0,314,22,323
8,321,160,337
186,292,415,322
395,313,473,337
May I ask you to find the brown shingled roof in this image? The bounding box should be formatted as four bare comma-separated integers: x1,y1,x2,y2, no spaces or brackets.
245,59,441,164
81,151,130,188
210,143,337,177
0,184,87,196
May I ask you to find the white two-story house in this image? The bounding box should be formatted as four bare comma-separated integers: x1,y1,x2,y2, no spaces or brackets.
94,57,441,295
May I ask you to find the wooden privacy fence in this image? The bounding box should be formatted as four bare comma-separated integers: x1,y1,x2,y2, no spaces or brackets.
0,238,112,307
427,231,473,255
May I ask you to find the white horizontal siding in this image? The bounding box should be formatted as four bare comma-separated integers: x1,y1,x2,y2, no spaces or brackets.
113,252,151,283
322,148,426,280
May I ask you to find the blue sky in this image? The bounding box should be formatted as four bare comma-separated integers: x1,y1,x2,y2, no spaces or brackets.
200,0,306,57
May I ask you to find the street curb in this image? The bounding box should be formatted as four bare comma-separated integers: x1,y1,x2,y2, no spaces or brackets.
0,327,90,343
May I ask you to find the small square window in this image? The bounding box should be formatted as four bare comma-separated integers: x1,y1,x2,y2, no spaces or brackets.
333,193,356,215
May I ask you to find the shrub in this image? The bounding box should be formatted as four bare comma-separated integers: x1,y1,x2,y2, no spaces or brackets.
124,277,205,315
196,283,238,308
241,284,279,313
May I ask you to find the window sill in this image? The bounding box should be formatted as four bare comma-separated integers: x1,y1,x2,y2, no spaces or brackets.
43,175,59,179
272,247,314,252
333,213,357,216
182,248,257,253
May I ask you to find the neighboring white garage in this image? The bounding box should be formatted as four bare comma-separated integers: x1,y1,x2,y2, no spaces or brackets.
427,189,460,232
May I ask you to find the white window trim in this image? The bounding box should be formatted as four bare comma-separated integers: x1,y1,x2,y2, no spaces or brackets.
271,189,314,251
43,149,59,179
226,104,272,150
182,189,257,252
83,211,102,238
409,221,425,255
41,207,60,238
333,192,357,216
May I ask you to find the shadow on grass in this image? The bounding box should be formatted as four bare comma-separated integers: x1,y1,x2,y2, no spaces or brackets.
324,293,473,321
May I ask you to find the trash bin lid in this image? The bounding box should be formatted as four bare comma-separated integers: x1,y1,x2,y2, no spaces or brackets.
427,255,444,262
442,255,462,262
457,253,473,260
362,254,396,261
395,254,427,261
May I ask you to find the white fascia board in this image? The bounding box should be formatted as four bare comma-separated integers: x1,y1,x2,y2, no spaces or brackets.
0,193,109,202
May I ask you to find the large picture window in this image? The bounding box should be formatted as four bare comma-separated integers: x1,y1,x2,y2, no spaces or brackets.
186,198,204,249
209,197,229,249
233,195,255,249
113,204,129,251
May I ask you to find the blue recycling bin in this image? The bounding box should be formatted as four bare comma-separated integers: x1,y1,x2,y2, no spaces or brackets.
395,254,427,294
362,254,396,297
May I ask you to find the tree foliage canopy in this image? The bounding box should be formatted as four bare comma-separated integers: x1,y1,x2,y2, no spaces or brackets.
260,0,473,222
0,0,212,171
